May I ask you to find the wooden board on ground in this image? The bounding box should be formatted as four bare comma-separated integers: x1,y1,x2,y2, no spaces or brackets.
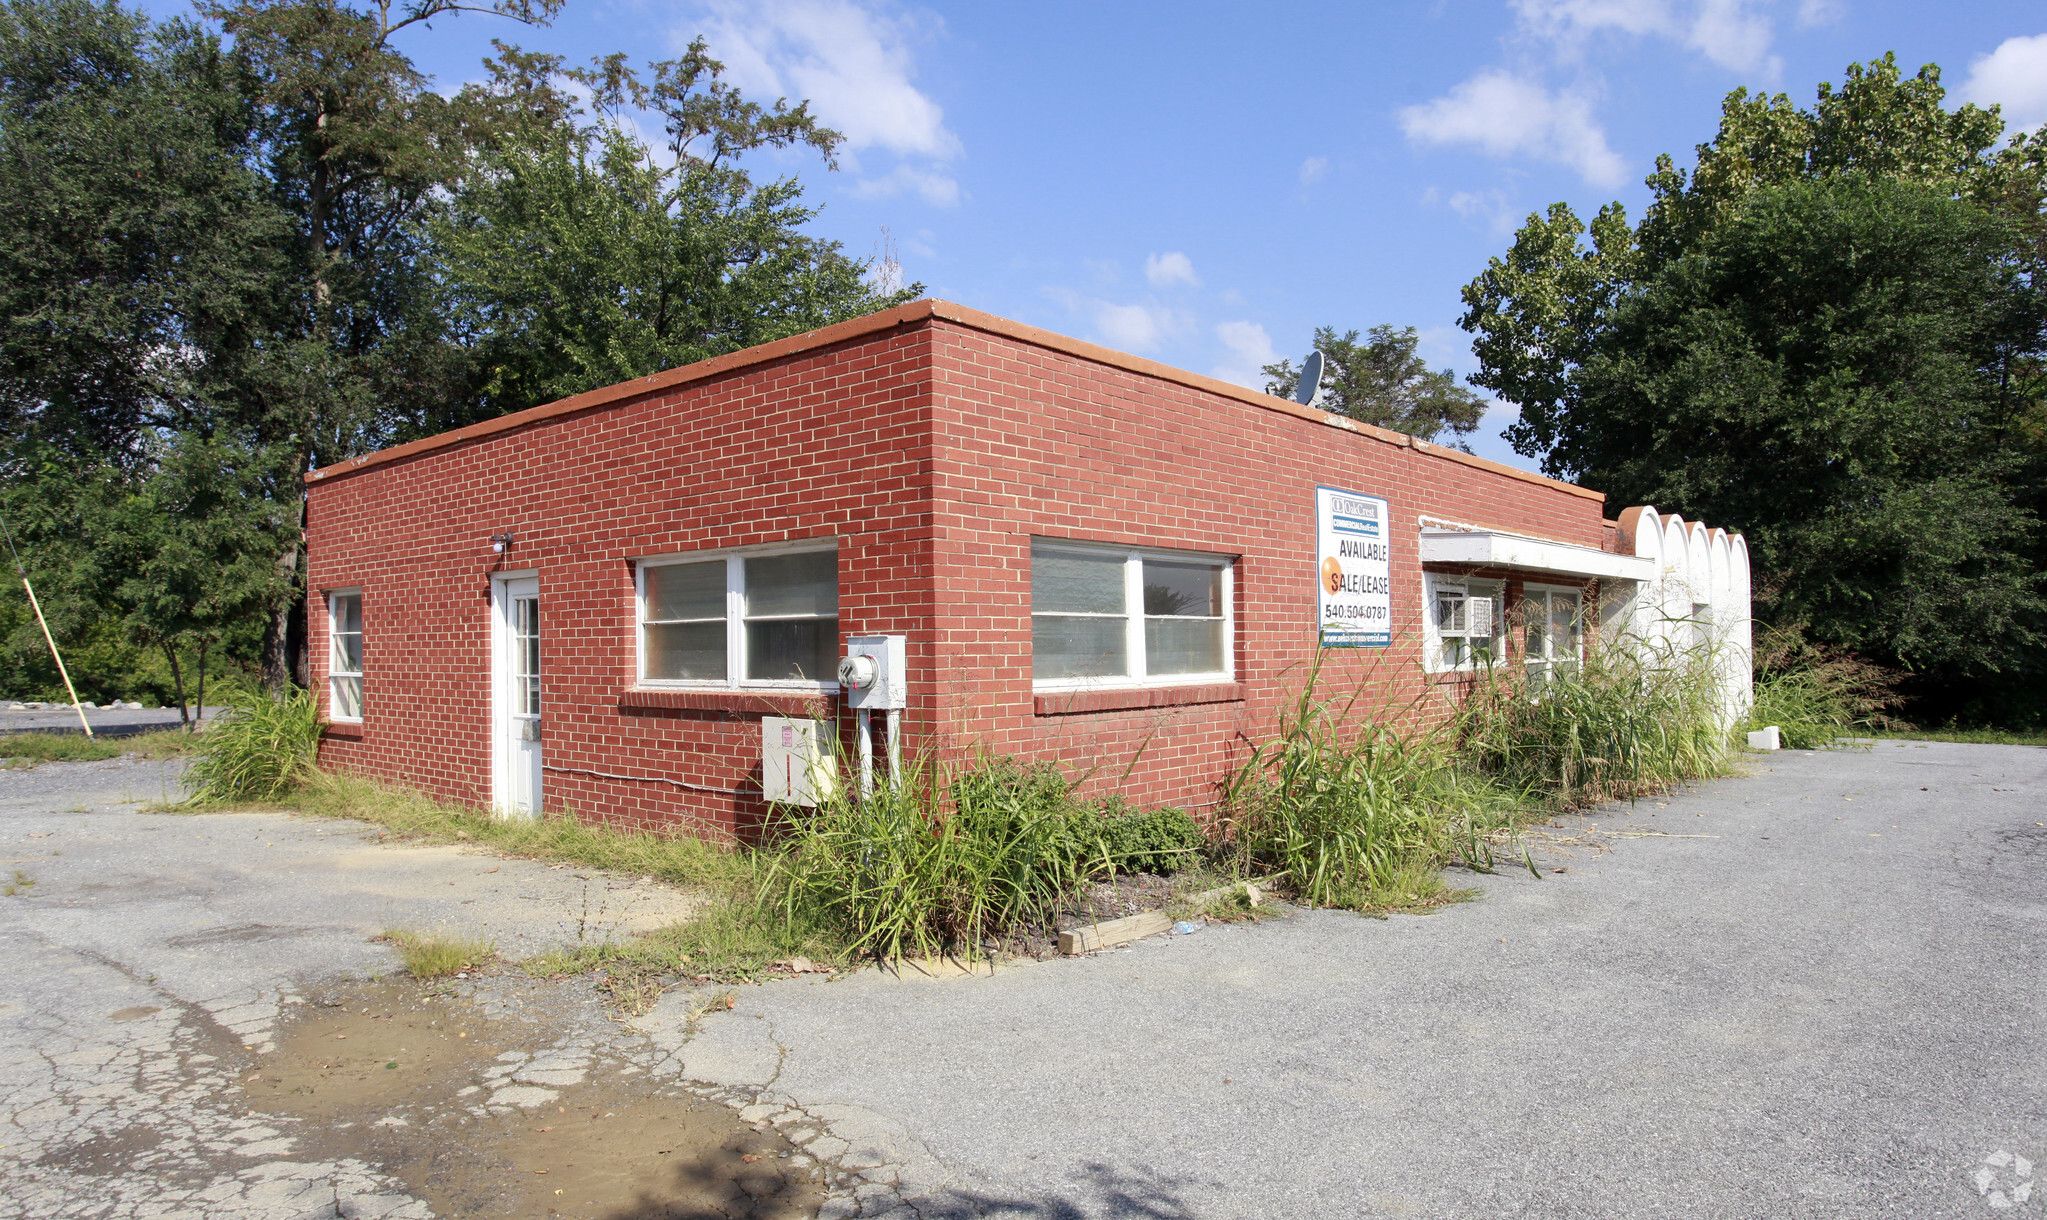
1056,880,1265,955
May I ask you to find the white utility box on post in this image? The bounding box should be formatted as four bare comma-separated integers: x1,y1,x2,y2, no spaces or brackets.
761,716,835,806
838,634,907,710
839,634,907,795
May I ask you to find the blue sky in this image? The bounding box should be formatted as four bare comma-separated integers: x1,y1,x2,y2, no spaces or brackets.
162,0,2047,474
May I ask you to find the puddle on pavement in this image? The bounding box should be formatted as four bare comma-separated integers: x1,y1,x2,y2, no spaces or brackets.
247,980,820,1219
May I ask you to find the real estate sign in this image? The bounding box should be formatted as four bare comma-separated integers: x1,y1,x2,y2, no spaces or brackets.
1316,485,1392,647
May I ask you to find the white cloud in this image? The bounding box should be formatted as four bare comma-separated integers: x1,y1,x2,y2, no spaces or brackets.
1299,156,1329,185
1399,70,1629,187
1512,0,1671,49
1794,0,1842,29
1447,188,1523,236
1960,34,2047,132
849,163,960,206
1684,0,1778,75
1094,302,1168,352
1211,320,1281,390
1512,0,1778,72
1144,251,1200,289
696,1,962,204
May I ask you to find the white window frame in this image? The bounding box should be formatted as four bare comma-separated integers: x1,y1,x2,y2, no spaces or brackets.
1421,573,1503,674
1522,583,1585,685
634,540,840,691
327,589,363,723
1031,539,1235,692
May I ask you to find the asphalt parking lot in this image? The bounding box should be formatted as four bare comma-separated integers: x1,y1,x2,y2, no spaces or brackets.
2,742,2043,1219
669,741,2047,1219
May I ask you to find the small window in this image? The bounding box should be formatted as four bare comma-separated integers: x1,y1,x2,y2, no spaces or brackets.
328,590,363,721
1032,540,1232,688
1523,586,1583,687
1423,575,1502,673
638,545,838,687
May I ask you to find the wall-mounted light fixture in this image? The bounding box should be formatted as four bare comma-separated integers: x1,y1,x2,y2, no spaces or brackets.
490,532,516,554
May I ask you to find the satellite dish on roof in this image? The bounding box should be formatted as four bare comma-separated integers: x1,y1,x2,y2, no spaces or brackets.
1292,349,1327,410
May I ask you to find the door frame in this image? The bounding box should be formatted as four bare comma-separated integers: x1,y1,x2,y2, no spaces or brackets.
490,570,541,818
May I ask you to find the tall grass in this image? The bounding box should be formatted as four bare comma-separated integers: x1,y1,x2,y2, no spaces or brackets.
1744,623,1906,749
183,688,321,802
0,729,195,768
1459,637,1728,808
760,756,1205,960
1220,661,1520,909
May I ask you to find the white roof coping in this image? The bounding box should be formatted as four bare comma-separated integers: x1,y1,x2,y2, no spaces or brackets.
1419,529,1657,582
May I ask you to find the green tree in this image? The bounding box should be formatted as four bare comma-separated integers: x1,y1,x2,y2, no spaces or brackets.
429,40,916,425
0,0,295,705
0,0,283,469
196,0,567,688
1260,325,1486,447
1460,55,2047,723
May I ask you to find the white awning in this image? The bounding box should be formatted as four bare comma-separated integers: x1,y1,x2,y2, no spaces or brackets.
1419,530,1655,582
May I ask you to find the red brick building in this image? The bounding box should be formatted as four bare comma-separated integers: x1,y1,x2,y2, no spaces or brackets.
305,300,1743,839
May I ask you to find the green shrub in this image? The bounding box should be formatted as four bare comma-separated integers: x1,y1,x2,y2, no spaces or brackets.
761,755,1106,960
758,756,1216,960
1459,636,1727,808
1091,802,1206,874
1222,662,1518,909
1744,624,1905,749
183,687,319,803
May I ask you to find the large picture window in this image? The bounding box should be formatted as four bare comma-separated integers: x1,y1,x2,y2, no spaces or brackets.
1423,575,1502,673
1031,540,1232,688
328,590,363,721
638,544,838,687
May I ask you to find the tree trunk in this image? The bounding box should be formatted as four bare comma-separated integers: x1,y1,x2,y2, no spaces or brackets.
164,642,188,729
194,638,208,728
262,536,299,694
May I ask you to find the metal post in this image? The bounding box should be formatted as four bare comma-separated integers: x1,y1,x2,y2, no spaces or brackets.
855,708,874,798
1,514,91,739
884,708,902,786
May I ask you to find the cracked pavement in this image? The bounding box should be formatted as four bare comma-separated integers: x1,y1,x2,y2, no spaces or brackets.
659,742,2047,1219
4,743,2044,1218
0,757,808,1218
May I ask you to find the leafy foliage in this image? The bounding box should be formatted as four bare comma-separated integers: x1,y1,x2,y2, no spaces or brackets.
1457,631,1729,808
0,0,912,700
1745,623,1907,749
1221,657,1520,909
183,686,320,802
1261,324,1486,446
1460,54,2047,724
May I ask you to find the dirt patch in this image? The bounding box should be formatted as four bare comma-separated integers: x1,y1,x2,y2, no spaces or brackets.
248,980,821,1219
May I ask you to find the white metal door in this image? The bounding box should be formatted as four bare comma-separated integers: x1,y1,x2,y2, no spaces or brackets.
493,575,541,817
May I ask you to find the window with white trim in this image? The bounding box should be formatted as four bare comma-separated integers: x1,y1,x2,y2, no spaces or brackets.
1031,540,1232,688
637,544,838,687
1422,574,1502,673
328,590,363,721
1523,586,1583,686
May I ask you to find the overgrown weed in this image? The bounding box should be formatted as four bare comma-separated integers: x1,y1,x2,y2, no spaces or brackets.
184,689,320,801
1460,635,1730,808
1220,654,1523,911
761,755,1208,962
1744,624,1909,749
380,928,495,978
1,729,197,768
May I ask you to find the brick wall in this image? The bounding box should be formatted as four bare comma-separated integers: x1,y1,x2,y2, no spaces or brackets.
920,317,1604,816
306,302,1608,839
307,323,940,838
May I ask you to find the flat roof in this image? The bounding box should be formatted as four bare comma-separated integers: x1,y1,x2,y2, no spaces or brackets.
305,299,1600,503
